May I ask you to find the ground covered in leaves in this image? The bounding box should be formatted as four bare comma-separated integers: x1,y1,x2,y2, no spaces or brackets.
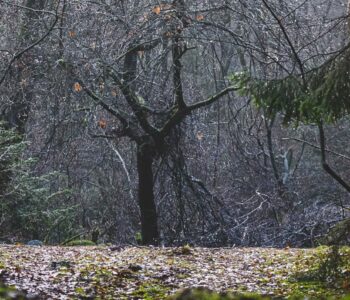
0,245,349,299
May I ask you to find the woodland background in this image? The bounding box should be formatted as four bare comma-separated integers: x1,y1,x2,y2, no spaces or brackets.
1,0,350,248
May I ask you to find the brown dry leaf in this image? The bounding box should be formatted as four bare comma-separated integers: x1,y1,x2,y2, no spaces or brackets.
196,15,204,21
152,5,161,15
98,119,107,129
68,31,76,38
73,82,82,92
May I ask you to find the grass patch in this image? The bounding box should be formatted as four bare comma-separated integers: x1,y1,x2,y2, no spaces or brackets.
287,246,350,298
132,282,171,300
168,288,273,300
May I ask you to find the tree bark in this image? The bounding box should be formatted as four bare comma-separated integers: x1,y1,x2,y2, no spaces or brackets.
137,142,159,245
318,123,350,193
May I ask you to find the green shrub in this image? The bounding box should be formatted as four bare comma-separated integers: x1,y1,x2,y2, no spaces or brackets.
66,239,96,246
293,246,349,285
0,123,74,243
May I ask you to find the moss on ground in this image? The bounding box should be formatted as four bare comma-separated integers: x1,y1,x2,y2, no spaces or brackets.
168,288,350,300
0,284,35,300
284,246,350,299
132,281,171,299
71,246,350,299
169,288,277,299
2,245,350,299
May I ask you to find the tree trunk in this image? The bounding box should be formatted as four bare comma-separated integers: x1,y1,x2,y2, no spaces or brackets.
318,123,350,193
137,143,159,245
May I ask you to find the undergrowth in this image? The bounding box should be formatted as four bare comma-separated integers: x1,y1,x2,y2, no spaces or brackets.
289,246,350,298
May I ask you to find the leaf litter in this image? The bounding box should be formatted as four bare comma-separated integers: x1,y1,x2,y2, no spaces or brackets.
0,245,342,299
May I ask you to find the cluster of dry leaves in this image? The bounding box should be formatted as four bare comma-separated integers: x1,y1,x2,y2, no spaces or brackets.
0,245,335,299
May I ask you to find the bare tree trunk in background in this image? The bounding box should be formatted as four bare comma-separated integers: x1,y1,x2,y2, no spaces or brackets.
0,0,47,239
318,123,350,193
348,0,350,34
2,0,46,133
137,141,159,245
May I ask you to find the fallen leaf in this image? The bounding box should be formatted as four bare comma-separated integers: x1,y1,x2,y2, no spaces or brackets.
73,82,82,92
152,6,161,15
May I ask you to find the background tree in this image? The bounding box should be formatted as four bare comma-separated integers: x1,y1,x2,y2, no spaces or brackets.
0,0,70,242
1,0,349,247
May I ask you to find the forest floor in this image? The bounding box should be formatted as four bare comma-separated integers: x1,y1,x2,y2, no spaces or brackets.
0,245,349,299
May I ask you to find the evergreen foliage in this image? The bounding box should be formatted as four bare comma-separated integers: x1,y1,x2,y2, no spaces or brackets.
230,49,350,125
0,123,73,242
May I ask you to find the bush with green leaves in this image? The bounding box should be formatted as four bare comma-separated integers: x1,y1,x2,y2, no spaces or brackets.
0,123,74,243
